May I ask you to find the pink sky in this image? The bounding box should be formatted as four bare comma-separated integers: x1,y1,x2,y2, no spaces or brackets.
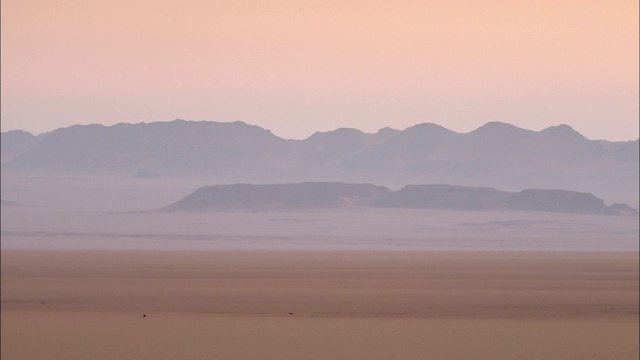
1,0,638,140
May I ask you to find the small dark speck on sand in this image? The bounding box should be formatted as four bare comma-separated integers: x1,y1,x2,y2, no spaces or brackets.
142,314,146,317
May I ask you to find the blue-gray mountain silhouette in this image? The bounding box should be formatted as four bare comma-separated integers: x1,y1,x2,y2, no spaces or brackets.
2,120,637,203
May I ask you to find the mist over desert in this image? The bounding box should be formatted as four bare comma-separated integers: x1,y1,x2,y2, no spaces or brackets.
1,123,639,359
1,169,638,359
2,1,639,358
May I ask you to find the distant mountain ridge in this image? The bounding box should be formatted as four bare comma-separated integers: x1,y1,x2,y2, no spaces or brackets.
1,130,46,163
166,182,636,216
2,119,638,204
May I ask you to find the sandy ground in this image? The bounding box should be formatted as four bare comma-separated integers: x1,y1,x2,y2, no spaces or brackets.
2,251,638,359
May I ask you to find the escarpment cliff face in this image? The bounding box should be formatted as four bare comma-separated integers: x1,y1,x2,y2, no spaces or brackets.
166,182,636,216
3,120,638,205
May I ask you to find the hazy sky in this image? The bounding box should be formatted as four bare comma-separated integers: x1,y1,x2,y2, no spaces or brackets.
1,0,638,141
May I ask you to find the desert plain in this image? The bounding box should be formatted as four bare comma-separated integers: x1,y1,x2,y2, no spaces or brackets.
1,174,639,359
2,250,638,360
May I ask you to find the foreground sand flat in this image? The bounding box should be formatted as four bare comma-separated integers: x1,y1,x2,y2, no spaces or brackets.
2,251,638,359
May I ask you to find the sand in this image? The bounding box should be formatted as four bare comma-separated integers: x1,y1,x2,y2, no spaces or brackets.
2,251,638,359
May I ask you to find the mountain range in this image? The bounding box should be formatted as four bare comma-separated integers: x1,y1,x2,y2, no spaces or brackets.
2,120,638,204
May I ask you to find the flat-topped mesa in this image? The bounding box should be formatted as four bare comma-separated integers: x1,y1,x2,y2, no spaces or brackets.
165,182,392,211
165,182,637,215
374,184,511,210
377,184,630,215
504,189,613,215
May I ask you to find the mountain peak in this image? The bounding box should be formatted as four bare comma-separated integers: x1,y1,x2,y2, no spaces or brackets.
405,122,452,132
471,122,532,135
376,127,399,134
306,127,365,141
396,123,457,140
540,124,586,140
